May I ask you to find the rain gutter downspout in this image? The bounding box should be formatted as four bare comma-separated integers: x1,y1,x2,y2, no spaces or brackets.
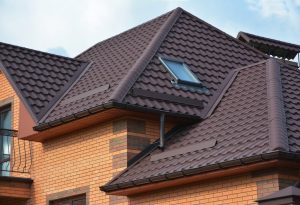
159,113,166,150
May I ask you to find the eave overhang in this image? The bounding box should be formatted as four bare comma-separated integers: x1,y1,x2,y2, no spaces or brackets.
100,152,300,196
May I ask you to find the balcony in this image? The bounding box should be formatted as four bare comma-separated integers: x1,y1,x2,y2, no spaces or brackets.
0,129,33,202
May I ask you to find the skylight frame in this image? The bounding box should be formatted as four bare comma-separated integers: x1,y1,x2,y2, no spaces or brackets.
159,56,202,87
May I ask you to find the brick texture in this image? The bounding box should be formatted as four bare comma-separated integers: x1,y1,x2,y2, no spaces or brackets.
0,72,20,130
26,117,171,205
2,69,300,205
0,72,32,179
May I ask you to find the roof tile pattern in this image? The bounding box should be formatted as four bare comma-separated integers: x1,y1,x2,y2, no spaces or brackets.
41,8,268,125
0,42,88,120
43,11,172,123
109,61,270,186
238,32,300,59
124,11,266,115
281,64,300,152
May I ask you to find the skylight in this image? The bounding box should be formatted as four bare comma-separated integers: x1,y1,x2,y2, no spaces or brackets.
160,57,201,86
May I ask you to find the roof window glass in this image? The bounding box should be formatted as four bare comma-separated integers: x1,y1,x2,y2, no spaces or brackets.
160,57,201,86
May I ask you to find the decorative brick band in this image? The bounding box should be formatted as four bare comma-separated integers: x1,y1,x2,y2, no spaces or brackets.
112,152,138,169
113,119,145,134
110,135,150,152
109,136,127,152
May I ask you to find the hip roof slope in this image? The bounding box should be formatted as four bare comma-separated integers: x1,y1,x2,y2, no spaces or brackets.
102,59,300,192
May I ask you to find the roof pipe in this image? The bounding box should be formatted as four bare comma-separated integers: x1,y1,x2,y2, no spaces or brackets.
297,53,300,69
159,113,165,150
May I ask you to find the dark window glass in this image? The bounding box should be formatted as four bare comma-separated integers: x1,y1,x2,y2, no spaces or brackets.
0,105,11,176
160,58,201,84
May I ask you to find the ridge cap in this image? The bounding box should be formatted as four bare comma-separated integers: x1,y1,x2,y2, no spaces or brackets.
180,10,269,59
75,9,177,59
109,8,183,103
266,58,289,151
202,59,268,118
38,61,93,123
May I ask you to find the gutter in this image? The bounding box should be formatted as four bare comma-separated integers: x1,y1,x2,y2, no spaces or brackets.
100,151,300,194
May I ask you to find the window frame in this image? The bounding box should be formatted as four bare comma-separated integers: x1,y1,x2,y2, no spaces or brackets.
49,194,86,205
0,105,11,128
159,56,202,87
0,104,12,176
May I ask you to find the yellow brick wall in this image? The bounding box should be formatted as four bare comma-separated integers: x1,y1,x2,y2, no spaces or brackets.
129,172,282,205
1,70,298,205
0,72,20,130
27,118,169,205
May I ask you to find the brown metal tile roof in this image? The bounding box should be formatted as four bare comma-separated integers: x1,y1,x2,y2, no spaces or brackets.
237,31,300,59
101,59,300,192
39,9,174,125
37,8,267,129
123,11,266,115
281,63,300,152
0,42,89,121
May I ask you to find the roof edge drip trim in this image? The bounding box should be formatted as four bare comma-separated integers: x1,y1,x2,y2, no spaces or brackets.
34,101,200,131
109,7,183,103
266,58,289,151
100,151,300,193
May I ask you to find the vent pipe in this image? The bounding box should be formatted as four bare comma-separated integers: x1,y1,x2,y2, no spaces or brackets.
159,113,165,149
298,53,300,68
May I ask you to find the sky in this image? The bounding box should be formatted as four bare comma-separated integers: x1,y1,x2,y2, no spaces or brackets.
0,0,299,57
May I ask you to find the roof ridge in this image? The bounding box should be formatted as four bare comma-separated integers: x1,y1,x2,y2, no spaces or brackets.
75,9,175,59
0,41,85,63
180,10,269,60
0,41,90,122
37,61,93,123
109,7,183,103
266,58,289,151
201,60,268,119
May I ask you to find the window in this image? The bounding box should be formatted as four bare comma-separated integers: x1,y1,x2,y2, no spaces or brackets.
50,194,86,205
0,105,12,176
160,57,201,86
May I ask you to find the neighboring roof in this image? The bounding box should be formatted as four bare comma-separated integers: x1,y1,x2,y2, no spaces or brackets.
237,31,300,59
36,7,267,129
101,59,300,192
0,42,89,121
257,183,300,204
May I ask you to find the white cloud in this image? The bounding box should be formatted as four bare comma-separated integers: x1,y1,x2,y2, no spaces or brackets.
0,0,135,56
246,0,300,30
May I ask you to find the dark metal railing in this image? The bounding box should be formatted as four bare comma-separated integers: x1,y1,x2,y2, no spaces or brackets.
0,129,32,176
